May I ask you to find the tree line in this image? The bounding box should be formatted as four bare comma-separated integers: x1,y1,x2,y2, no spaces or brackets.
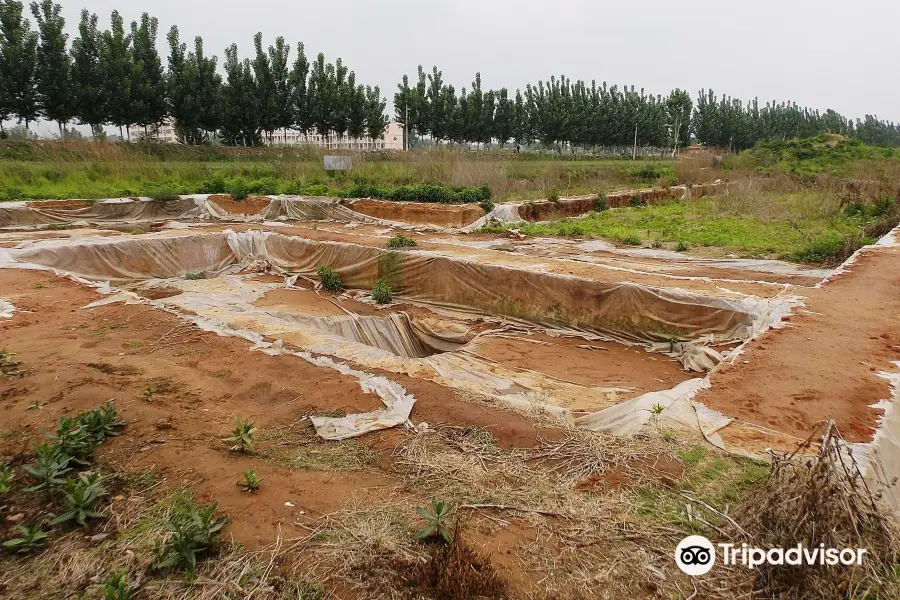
1,0,898,150
0,0,388,146
394,68,900,151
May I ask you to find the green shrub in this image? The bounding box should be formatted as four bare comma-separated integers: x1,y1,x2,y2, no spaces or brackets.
675,240,690,252
246,177,279,196
620,234,642,246
547,191,559,203
317,266,343,292
51,472,108,526
147,186,180,201
630,194,646,207
387,234,417,249
226,178,249,200
152,500,228,573
791,232,847,263
183,271,205,280
873,196,897,218
199,174,226,194
372,280,392,304
479,198,495,213
594,193,608,212
557,223,585,237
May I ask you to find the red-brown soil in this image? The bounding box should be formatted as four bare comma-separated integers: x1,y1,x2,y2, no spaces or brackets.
517,198,596,221
348,198,484,227
208,194,273,215
697,244,900,443
0,269,556,548
469,334,692,407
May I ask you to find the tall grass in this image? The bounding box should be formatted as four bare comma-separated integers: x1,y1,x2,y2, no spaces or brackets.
0,140,676,202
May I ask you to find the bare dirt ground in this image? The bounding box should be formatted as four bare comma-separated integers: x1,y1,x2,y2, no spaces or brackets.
1,268,758,599
208,195,275,215
698,244,900,443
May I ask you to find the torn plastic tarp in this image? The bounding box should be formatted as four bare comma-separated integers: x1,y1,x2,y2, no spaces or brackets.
0,299,14,318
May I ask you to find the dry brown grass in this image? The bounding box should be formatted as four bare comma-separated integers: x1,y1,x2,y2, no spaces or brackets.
729,422,900,600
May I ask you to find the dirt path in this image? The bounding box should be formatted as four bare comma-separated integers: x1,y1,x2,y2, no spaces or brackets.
0,269,556,548
697,241,900,443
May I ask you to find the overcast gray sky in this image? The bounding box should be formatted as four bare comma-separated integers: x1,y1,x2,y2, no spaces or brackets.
15,0,900,136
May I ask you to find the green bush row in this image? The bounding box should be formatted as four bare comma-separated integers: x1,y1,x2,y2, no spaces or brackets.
342,183,491,205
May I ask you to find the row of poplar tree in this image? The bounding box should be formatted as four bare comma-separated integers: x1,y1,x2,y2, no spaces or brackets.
2,0,899,149
0,0,388,146
393,67,900,151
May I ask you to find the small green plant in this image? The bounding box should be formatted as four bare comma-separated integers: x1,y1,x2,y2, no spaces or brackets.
227,179,249,200
547,191,559,203
51,472,108,526
675,240,690,252
415,498,454,544
2,524,48,554
620,234,642,246
651,239,663,248
77,401,126,442
387,234,417,249
478,198,495,213
317,265,343,292
34,283,44,289
183,272,206,280
102,570,131,600
661,429,677,443
0,463,13,495
153,500,228,573
630,193,645,207
650,403,666,415
372,279,392,304
24,442,72,494
594,193,608,212
49,414,100,464
239,470,261,492
226,418,256,453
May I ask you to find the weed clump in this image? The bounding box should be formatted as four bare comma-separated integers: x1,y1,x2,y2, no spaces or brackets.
51,472,108,526
387,234,417,249
152,499,228,573
619,234,642,246
732,422,900,599
183,271,205,280
317,265,343,292
2,524,48,554
372,280,392,304
102,571,131,600
594,193,608,212
675,240,690,252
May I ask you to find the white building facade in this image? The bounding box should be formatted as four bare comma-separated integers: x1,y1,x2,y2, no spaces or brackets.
270,121,404,150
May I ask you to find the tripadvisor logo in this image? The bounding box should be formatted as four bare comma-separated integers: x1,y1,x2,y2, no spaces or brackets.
675,536,868,576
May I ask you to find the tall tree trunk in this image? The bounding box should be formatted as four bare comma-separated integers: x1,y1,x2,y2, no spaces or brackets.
632,125,638,160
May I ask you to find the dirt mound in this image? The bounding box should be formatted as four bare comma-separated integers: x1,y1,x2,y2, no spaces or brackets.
349,199,484,227
208,194,273,215
518,197,596,221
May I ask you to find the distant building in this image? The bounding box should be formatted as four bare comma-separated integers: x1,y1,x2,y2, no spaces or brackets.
148,118,403,150
270,121,404,150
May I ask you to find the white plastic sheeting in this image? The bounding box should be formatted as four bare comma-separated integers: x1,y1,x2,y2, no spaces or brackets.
0,299,14,318
859,364,900,513
5,229,777,345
